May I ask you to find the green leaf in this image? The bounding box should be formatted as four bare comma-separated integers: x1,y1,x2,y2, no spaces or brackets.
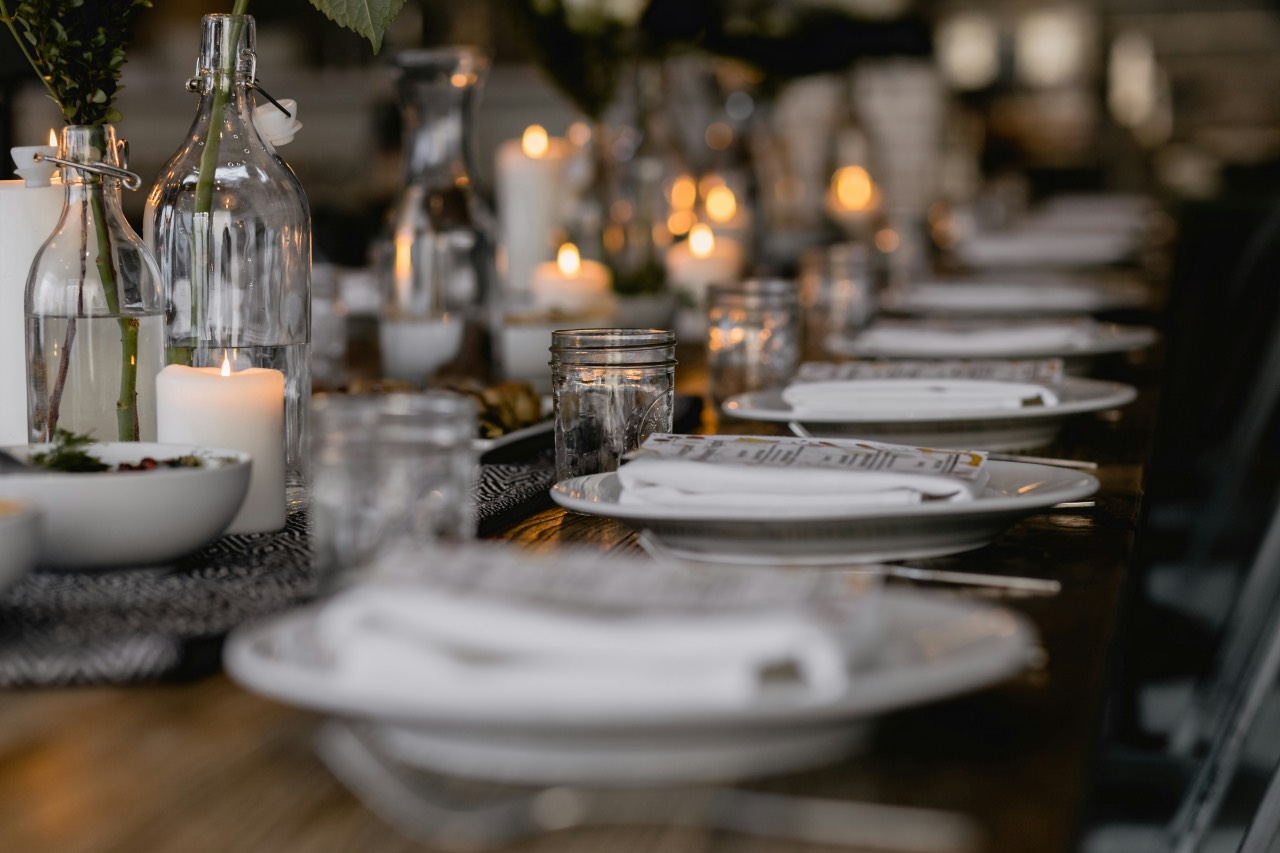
306,0,408,52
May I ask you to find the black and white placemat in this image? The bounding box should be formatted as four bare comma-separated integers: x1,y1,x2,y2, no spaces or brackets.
0,462,558,687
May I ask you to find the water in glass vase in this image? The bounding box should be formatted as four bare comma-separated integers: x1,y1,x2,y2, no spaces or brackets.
26,314,165,442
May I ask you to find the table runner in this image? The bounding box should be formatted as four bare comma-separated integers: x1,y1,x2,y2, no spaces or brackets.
0,462,557,687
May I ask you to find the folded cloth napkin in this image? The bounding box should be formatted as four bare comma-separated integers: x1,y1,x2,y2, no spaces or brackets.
316,582,855,714
853,320,1097,356
896,282,1101,312
616,434,988,510
781,379,1059,417
955,231,1135,269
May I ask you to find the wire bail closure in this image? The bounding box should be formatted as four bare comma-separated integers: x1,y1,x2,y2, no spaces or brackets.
34,153,143,192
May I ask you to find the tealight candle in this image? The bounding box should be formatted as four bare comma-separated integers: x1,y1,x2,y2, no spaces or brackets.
530,243,614,313
826,165,880,234
496,125,567,295
664,224,743,303
156,358,286,534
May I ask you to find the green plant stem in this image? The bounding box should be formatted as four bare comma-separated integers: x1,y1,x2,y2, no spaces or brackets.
187,1,248,365
88,184,140,440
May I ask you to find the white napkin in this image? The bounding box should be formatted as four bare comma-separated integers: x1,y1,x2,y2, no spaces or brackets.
782,379,1059,417
955,231,1135,269
617,435,988,510
317,583,854,714
853,320,1097,356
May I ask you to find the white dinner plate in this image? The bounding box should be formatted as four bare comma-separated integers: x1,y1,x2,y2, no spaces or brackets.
550,460,1098,564
225,588,1036,785
827,321,1157,365
721,377,1137,451
882,279,1150,317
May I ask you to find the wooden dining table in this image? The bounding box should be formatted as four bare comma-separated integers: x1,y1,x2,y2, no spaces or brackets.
0,337,1159,853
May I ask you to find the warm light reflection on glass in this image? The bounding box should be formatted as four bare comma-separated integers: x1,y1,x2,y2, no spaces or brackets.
220,354,232,376
522,125,550,159
450,72,469,88
689,224,715,258
705,186,737,223
48,129,57,147
394,226,414,303
567,121,591,147
557,243,582,276
875,228,900,253
834,166,875,211
670,175,696,210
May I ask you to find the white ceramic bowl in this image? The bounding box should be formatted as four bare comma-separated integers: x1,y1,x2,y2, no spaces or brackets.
0,499,40,589
0,442,251,569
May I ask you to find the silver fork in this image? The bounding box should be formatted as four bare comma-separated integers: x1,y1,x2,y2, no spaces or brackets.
316,720,984,853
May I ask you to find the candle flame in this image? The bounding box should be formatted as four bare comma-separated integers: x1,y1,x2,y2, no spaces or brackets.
557,242,582,276
522,125,550,159
689,224,715,259
705,186,737,223
48,129,57,147
221,355,232,377
834,166,875,211
394,226,414,304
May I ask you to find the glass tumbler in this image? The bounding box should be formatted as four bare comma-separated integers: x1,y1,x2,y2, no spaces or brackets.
707,279,801,404
551,329,677,481
311,391,476,589
798,243,877,359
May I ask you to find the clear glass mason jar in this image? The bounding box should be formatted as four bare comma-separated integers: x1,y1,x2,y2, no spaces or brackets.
706,278,800,404
377,47,500,385
145,14,311,496
798,242,877,360
551,329,676,481
26,124,165,443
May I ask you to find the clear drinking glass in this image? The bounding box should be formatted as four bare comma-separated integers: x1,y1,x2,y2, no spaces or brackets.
145,14,312,496
707,279,800,404
26,124,165,443
377,48,500,385
311,391,477,589
551,329,676,481
798,243,877,359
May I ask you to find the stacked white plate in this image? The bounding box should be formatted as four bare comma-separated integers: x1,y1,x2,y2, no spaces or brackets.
723,377,1136,451
882,277,1150,317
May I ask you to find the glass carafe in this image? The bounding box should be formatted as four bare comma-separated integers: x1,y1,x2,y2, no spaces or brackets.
145,13,311,495
26,124,165,443
377,47,500,385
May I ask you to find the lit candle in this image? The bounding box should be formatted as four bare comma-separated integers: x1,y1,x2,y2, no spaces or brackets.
495,125,567,295
1,130,63,444
664,224,744,303
529,242,614,313
826,165,881,234
156,356,286,534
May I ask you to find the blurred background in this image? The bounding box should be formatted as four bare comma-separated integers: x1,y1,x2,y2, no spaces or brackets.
4,0,1272,265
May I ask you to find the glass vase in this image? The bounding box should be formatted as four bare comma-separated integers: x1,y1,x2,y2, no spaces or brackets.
144,13,311,495
377,47,500,386
25,125,165,443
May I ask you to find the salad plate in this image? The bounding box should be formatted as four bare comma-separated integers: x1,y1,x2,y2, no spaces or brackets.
551,460,1097,564
722,377,1136,451
0,442,250,569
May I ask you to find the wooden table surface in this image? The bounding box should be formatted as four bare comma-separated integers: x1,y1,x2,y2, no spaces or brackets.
0,345,1158,853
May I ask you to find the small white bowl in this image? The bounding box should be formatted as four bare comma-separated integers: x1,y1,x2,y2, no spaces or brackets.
0,442,251,570
0,499,40,588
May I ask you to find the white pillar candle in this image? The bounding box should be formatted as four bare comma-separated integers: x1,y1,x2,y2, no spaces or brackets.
379,316,464,383
0,176,63,445
529,243,615,314
156,361,286,534
664,224,743,303
496,126,567,295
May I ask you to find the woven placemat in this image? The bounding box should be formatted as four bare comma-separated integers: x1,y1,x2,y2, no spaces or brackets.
0,462,557,687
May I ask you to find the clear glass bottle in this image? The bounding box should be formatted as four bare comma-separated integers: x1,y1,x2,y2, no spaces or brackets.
26,124,165,443
378,47,500,385
551,328,676,480
145,14,311,495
